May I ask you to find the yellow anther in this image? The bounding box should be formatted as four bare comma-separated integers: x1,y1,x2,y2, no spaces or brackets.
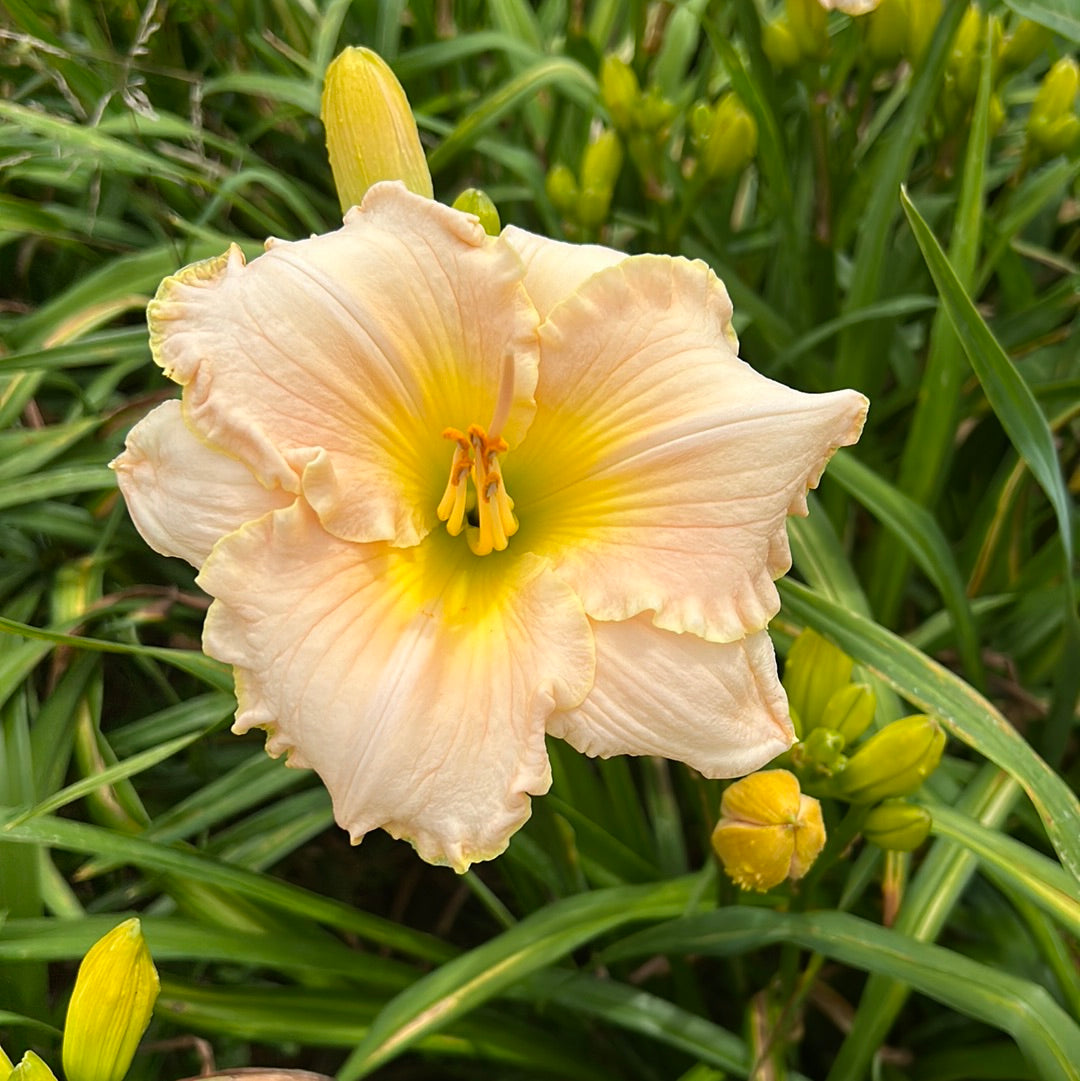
437,424,517,554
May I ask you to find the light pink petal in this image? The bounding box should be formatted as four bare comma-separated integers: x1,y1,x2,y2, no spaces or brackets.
111,399,292,568
502,225,626,320
509,255,867,642
197,502,595,871
149,182,539,549
548,617,793,777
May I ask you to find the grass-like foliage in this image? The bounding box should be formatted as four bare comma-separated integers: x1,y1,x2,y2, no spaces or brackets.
1,1,1079,1079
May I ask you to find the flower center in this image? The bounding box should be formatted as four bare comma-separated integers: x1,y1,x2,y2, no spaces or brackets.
436,424,518,556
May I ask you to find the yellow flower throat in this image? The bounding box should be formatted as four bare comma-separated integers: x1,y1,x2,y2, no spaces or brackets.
436,424,517,556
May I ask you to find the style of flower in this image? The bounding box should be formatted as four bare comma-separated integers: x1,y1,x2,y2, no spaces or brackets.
113,182,867,870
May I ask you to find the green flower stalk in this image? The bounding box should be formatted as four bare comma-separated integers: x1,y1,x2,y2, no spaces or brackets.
321,46,433,211
837,714,945,803
62,918,159,1081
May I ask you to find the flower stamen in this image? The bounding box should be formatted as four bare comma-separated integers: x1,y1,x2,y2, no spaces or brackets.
437,424,517,555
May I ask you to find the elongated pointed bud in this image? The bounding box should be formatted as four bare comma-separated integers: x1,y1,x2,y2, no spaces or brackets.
786,0,828,59
783,628,853,738
1000,20,1050,74
452,188,500,236
1,1046,13,1079
837,714,945,803
62,918,159,1081
692,93,758,180
600,55,640,132
1029,58,1080,158
711,770,826,891
906,0,943,65
866,0,908,65
322,46,433,211
763,17,802,69
863,799,933,851
9,1055,57,1081
826,682,876,745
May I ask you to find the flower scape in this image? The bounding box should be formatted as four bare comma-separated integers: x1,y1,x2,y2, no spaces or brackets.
113,182,867,871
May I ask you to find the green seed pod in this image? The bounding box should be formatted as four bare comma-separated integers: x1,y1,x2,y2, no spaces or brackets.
837,714,945,803
600,55,640,132
825,682,876,746
62,919,159,1081
783,628,854,738
452,188,501,236
863,799,933,851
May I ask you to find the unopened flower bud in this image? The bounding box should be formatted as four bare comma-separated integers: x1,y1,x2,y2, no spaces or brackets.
947,5,985,103
694,93,758,180
600,55,640,132
763,17,802,70
452,188,501,236
9,1055,57,1081
790,727,847,779
786,0,829,59
906,0,943,65
825,682,876,745
866,0,908,65
322,46,433,211
62,918,159,1081
711,770,826,891
637,86,676,134
783,628,853,738
863,799,933,851
837,714,945,803
1,1046,13,1078
1029,58,1080,158
581,130,624,196
1000,20,1050,74
545,164,580,215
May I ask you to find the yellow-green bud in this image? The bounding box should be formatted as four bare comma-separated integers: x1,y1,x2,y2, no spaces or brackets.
1000,20,1050,74
9,1055,57,1081
581,130,624,195
783,628,854,738
452,188,501,236
711,770,826,892
600,55,640,132
763,17,802,70
1,1046,13,1078
62,918,159,1081
863,799,933,851
947,5,985,103
825,682,876,745
786,0,829,59
906,0,942,65
1029,58,1080,157
790,727,847,779
866,0,908,66
837,714,945,803
694,93,758,180
545,164,580,215
637,86,676,134
321,46,433,211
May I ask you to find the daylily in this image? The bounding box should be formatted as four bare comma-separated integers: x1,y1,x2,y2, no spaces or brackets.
113,182,867,870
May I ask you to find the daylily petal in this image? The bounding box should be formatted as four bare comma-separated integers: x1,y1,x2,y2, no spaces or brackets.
510,255,867,642
149,183,539,549
198,501,595,871
548,617,793,777
502,225,626,320
111,399,292,568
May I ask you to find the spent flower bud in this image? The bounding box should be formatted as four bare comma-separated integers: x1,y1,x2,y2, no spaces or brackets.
863,799,933,851
711,770,826,892
62,918,159,1081
837,714,945,803
322,46,433,211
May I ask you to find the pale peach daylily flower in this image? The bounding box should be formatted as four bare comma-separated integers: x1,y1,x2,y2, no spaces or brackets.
113,182,867,870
